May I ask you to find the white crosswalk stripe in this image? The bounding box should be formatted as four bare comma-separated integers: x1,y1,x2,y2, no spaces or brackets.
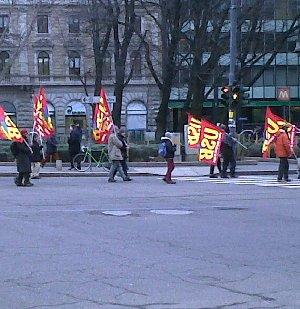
167,176,300,189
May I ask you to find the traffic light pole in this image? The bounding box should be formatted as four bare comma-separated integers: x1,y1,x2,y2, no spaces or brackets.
228,0,238,127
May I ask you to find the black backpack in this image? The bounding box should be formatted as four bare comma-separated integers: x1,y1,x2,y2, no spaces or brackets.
10,142,19,157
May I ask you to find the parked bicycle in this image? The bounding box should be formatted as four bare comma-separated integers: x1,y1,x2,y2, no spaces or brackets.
73,146,110,172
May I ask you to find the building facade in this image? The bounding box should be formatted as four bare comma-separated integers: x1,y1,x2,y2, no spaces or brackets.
0,0,160,142
170,0,300,132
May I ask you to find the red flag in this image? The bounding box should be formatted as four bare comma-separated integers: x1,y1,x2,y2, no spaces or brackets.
262,107,295,158
33,87,55,138
198,119,224,165
187,113,201,148
0,105,24,142
92,88,113,144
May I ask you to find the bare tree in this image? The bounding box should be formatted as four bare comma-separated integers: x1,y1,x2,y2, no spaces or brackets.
0,1,38,82
179,0,300,122
140,0,184,139
108,0,138,127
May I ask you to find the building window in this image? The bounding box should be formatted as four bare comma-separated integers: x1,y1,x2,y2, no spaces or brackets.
69,51,81,77
287,66,298,86
276,66,287,86
0,15,9,33
0,51,10,74
134,16,142,33
38,51,50,76
69,16,80,33
103,52,111,78
65,101,87,138
37,15,49,33
130,51,142,77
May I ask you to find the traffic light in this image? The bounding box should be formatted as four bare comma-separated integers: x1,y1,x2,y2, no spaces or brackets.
221,86,231,106
240,86,250,104
232,85,240,106
231,85,250,106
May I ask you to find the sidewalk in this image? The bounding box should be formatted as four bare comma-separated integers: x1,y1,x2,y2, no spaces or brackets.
0,161,298,177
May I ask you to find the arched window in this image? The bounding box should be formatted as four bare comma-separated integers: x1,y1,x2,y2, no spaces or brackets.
65,101,87,138
69,51,80,76
103,52,111,78
47,102,55,129
130,51,141,77
0,51,10,74
38,51,50,76
0,101,16,124
127,101,147,142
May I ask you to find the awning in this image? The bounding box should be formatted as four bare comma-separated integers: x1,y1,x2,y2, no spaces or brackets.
243,101,300,107
168,100,300,109
168,100,213,109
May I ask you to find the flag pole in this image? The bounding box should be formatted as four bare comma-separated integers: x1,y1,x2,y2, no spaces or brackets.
31,92,36,144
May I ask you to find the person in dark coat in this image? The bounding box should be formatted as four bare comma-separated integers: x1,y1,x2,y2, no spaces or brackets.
68,124,81,170
161,132,177,184
221,125,237,178
41,135,59,167
209,123,225,178
10,129,33,187
31,134,43,179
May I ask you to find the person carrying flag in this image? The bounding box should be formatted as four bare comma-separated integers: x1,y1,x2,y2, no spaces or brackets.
107,126,132,182
274,123,292,182
10,129,34,187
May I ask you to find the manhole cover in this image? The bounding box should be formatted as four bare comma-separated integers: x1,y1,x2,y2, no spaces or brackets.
150,210,194,215
102,211,132,217
214,207,248,211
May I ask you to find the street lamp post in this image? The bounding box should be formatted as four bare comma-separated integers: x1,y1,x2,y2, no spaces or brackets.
228,0,238,128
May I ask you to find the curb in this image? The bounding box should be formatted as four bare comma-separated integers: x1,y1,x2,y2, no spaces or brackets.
0,160,258,168
0,170,298,178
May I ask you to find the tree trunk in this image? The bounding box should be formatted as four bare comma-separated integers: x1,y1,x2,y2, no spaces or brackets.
112,85,123,127
156,86,172,140
190,79,205,117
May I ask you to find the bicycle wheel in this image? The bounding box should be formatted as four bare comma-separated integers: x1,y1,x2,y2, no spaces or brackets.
99,150,111,171
73,152,92,172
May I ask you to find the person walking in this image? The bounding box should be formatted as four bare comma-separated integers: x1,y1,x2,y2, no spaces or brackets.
221,125,237,178
107,126,131,182
209,157,222,178
41,134,58,167
30,134,43,179
274,124,292,182
209,123,224,178
161,132,177,184
113,128,129,178
68,124,81,170
10,129,34,187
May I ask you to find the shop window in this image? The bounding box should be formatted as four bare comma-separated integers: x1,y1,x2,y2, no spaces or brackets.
65,101,87,138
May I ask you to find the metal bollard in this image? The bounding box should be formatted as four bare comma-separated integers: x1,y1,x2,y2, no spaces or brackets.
56,160,62,171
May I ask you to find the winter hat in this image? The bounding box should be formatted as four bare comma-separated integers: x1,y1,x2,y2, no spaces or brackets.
165,132,172,139
20,129,28,136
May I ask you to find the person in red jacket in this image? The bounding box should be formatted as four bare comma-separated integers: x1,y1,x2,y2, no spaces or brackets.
275,124,292,182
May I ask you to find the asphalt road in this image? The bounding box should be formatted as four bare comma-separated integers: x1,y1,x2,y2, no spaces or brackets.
0,176,299,309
